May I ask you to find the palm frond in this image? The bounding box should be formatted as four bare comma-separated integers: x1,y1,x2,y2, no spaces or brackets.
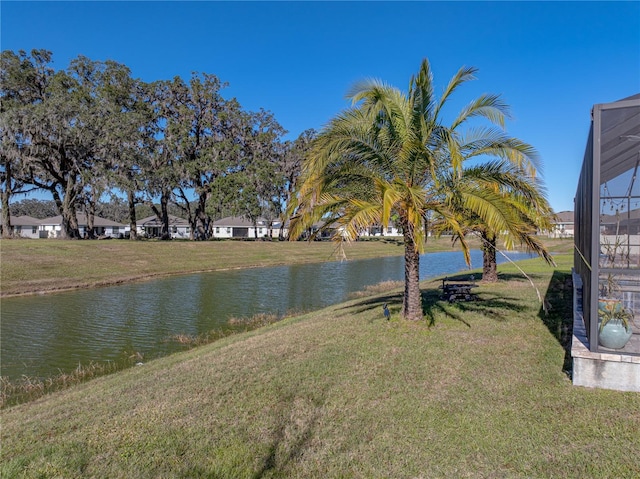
433,65,478,120
461,132,541,176
410,58,435,128
451,93,511,130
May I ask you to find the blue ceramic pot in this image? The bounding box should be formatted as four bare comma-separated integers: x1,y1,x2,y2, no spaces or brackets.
599,320,632,349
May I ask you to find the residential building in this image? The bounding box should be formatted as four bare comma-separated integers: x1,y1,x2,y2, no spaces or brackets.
211,216,284,239
549,211,574,238
359,222,402,238
39,214,127,238
137,214,190,239
3,215,42,239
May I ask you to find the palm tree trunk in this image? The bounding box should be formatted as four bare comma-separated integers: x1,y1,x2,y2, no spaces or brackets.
481,231,498,282
402,222,422,320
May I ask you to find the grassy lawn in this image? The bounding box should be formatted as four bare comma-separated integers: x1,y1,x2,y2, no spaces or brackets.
2,253,639,478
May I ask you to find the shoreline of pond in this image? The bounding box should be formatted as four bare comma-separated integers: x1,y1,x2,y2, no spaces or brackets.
0,249,549,407
1,237,573,298
0,239,414,298
0,263,301,299
1,310,288,408
0,264,478,408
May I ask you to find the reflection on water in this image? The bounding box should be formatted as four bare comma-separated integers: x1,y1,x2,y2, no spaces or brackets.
1,250,532,379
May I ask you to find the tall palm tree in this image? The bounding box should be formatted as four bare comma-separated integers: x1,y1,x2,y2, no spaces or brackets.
288,59,540,320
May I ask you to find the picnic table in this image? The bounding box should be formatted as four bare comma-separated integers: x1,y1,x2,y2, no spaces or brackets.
440,276,478,303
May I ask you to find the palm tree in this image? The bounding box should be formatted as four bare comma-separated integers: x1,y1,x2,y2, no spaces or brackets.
433,160,555,282
288,59,540,320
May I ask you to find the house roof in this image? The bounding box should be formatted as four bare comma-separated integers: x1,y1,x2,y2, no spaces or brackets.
554,211,574,223
138,214,189,227
600,207,640,226
8,215,42,226
39,214,126,227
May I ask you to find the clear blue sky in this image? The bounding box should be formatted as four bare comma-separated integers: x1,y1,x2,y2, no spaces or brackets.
2,1,639,213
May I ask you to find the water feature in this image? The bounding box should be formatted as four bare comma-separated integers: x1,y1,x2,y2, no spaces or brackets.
1,250,534,379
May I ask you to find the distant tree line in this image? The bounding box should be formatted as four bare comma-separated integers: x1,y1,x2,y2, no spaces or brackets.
1,49,315,239
8,198,187,224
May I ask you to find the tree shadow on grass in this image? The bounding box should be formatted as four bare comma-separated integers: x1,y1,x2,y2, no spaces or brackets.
337,292,404,323
336,279,529,329
538,270,574,374
423,289,530,327
253,385,328,479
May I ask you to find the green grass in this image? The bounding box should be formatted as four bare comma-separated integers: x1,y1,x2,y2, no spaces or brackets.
2,253,639,478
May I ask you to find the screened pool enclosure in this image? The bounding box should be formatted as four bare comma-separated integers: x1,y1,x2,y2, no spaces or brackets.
574,94,640,362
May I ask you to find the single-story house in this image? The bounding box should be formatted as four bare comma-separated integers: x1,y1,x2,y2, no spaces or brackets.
4,215,42,239
211,216,284,239
137,214,190,239
301,220,402,240
39,214,128,238
296,220,347,240
359,222,402,238
548,210,574,238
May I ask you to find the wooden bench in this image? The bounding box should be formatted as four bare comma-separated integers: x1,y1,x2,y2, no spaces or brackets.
440,276,478,303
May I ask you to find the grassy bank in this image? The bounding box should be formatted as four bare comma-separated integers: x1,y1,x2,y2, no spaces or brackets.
0,236,574,297
0,312,289,408
0,238,403,297
2,254,639,478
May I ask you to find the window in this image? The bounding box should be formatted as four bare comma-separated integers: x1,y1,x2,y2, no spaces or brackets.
32,226,37,234
113,227,119,234
226,228,231,234
216,227,220,234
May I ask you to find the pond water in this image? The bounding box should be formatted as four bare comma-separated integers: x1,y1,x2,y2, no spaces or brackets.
1,250,534,380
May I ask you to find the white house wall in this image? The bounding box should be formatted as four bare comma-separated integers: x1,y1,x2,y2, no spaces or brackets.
601,234,640,257
12,226,40,239
359,226,402,237
549,225,575,238
172,227,190,239
41,225,61,238
136,226,190,239
39,221,128,239
212,226,233,239
211,226,284,239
